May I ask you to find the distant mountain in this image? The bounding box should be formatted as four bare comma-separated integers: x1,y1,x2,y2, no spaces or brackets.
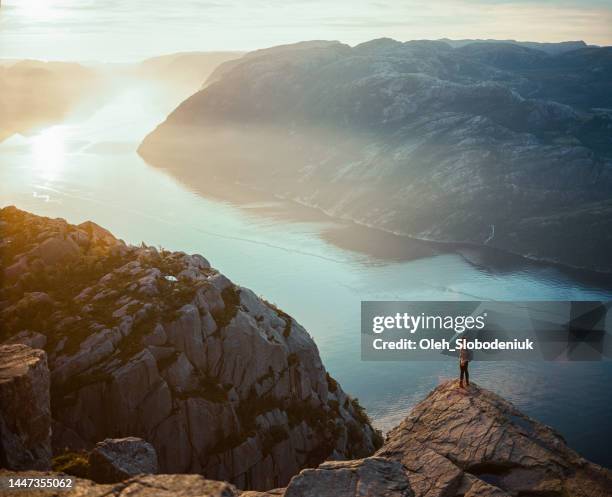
139,39,612,272
137,52,243,92
0,60,98,142
438,38,590,54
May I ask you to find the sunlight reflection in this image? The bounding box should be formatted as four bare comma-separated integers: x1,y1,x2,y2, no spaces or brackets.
14,0,63,21
31,126,67,179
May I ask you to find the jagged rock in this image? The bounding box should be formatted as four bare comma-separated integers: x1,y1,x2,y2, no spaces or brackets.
377,381,612,497
0,207,377,489
51,328,122,385
88,437,158,483
4,257,29,282
241,382,612,497
4,331,47,350
0,344,51,470
164,304,206,369
283,457,413,497
7,206,384,489
163,352,197,391
455,474,511,497
0,470,239,496
106,350,172,436
1,374,611,497
78,220,118,246
185,397,240,456
30,236,81,265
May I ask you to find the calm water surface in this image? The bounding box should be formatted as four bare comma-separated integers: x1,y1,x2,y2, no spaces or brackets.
1,81,611,466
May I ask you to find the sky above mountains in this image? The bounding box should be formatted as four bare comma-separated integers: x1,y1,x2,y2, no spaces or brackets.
1,0,611,62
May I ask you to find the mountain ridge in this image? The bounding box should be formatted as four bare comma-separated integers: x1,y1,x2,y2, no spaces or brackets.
139,38,612,272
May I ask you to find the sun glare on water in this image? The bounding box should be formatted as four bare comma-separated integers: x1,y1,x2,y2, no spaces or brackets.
30,126,67,179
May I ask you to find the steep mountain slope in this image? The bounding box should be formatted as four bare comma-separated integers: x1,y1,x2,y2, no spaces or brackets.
0,207,381,490
139,39,612,272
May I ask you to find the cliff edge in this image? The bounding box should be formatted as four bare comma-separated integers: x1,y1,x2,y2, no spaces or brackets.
0,206,381,490
376,380,612,497
1,207,610,496
1,381,610,496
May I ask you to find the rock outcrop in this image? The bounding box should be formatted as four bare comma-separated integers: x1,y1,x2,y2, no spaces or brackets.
88,437,158,483
278,457,413,497
2,381,610,497
0,344,51,471
0,206,381,490
376,381,612,497
139,39,612,272
245,381,612,496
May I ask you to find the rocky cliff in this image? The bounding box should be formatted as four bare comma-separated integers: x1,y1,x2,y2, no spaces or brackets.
2,381,610,496
0,206,381,490
0,344,51,471
375,381,612,497
139,38,612,272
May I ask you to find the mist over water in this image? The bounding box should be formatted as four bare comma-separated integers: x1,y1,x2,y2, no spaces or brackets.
1,78,611,467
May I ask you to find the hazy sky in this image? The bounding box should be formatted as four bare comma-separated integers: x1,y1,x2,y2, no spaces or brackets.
1,0,611,62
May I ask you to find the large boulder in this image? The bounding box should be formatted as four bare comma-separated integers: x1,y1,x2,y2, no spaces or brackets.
88,437,158,483
282,457,413,497
0,344,51,470
30,236,80,266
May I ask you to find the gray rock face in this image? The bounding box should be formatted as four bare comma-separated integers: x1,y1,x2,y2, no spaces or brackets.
245,381,612,497
0,207,381,490
0,344,51,470
30,236,80,266
139,39,612,272
88,437,158,483
283,458,413,497
376,381,612,497
2,380,611,497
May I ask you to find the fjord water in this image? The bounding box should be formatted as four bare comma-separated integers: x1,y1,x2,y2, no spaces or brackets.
1,80,611,467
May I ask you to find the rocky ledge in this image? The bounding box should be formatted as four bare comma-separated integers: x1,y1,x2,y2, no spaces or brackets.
0,206,381,490
376,380,612,497
0,344,51,471
2,381,610,496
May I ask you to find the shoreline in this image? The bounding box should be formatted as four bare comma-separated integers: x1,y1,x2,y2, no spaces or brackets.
149,165,612,285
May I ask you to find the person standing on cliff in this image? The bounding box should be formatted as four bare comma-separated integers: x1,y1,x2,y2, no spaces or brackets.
459,340,471,388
